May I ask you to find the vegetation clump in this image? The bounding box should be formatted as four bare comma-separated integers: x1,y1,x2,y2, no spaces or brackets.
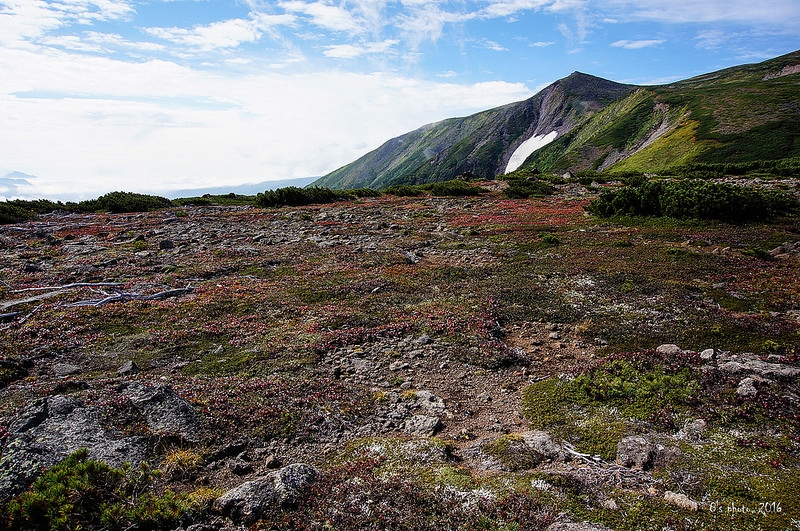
256,186,380,208
1,449,208,531
586,179,798,221
385,178,483,197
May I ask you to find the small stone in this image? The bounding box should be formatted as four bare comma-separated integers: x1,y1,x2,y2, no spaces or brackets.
403,415,441,436
117,360,138,375
389,361,409,371
53,363,81,377
548,332,561,340
265,454,281,469
159,239,175,250
664,491,698,511
477,393,492,403
736,377,758,397
656,344,682,355
616,436,655,470
415,334,432,345
699,348,716,361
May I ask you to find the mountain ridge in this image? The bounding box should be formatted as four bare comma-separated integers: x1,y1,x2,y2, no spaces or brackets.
315,50,800,189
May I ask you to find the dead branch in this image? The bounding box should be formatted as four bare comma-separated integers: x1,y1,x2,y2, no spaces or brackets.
19,304,44,324
12,282,125,293
65,285,194,308
0,312,20,320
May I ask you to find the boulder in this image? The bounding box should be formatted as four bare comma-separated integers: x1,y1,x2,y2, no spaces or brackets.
121,382,202,442
736,377,758,397
655,344,683,356
403,414,441,436
0,395,149,498
521,430,565,462
616,436,655,470
214,463,319,525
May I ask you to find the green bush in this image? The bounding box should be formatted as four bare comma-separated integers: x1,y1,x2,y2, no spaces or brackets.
586,179,798,221
0,202,37,224
503,179,555,199
256,186,359,207
384,179,482,197
78,192,173,213
1,449,205,531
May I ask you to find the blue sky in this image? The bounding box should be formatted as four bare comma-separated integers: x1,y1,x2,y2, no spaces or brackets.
1,0,799,200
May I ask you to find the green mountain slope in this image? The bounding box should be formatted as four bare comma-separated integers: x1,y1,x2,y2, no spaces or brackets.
315,50,800,189
314,73,634,189
523,50,800,174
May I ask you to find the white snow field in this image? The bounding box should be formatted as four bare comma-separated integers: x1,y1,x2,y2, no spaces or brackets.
504,131,558,174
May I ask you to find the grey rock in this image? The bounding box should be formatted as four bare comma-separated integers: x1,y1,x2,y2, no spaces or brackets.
415,334,432,345
699,348,716,361
403,414,441,436
53,363,81,377
121,382,202,442
521,431,565,462
214,463,319,525
0,395,149,498
736,377,758,397
655,344,683,355
616,436,655,470
117,360,139,375
415,390,446,413
389,361,409,371
719,357,800,379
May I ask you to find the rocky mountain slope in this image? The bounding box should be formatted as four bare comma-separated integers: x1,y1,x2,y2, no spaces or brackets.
314,73,634,189
1,180,798,530
316,50,800,189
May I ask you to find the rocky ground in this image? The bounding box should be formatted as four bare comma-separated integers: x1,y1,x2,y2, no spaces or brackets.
1,182,799,530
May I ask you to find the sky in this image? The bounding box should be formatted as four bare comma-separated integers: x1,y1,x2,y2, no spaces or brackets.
1,1,799,200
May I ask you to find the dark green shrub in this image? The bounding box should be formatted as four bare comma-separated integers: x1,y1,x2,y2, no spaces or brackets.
1,449,205,531
0,202,36,224
384,179,481,197
254,186,378,207
78,192,173,213
586,179,798,221
384,184,425,197
427,179,481,196
503,179,555,199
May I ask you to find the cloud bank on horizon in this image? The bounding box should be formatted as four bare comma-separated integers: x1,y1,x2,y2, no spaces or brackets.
1,0,798,200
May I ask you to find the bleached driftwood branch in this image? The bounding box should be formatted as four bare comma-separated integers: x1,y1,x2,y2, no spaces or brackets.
65,285,194,307
12,282,125,293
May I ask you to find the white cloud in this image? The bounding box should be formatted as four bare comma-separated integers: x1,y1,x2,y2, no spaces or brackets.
323,39,399,58
0,46,533,199
530,41,555,47
278,0,362,33
144,14,294,51
611,39,664,49
0,0,134,47
483,39,509,51
598,0,800,28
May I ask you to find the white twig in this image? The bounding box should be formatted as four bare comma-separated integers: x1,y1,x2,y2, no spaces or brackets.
12,282,125,293
65,285,194,307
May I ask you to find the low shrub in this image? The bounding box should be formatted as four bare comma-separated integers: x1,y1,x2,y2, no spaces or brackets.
0,202,36,224
586,179,798,221
1,449,207,531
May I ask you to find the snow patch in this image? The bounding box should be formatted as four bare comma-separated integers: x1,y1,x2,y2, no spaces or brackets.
505,131,558,174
